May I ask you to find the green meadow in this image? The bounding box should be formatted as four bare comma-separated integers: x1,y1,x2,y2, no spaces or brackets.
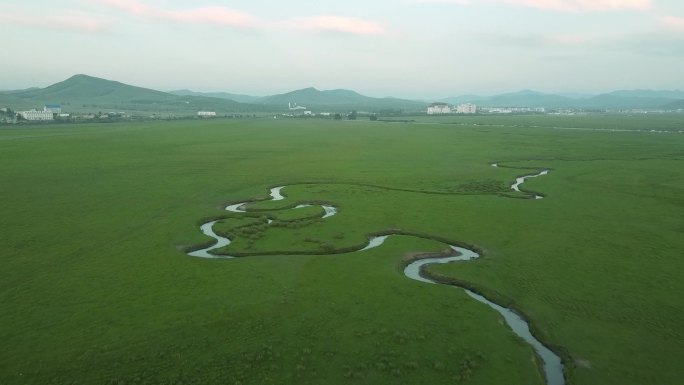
1,117,683,385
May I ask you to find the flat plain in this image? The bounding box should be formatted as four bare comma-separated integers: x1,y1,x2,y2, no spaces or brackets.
1,115,683,385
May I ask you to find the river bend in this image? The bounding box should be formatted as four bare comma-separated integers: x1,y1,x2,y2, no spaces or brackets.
187,170,562,385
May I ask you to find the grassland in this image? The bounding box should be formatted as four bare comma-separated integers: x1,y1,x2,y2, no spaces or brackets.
1,117,683,385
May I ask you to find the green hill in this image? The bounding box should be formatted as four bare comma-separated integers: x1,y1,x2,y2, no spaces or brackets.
169,89,261,104
1,75,260,114
256,87,426,112
17,74,174,101
1,76,426,115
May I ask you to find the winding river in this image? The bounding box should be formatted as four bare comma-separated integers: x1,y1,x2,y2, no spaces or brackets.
186,168,563,385
512,170,549,199
492,163,550,199
187,221,231,259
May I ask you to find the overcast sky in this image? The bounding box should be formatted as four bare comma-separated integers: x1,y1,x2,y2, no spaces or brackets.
1,0,683,98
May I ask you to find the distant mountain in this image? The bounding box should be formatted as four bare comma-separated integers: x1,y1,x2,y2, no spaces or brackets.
1,74,259,113
256,87,361,106
584,93,680,110
3,75,683,114
255,87,426,112
169,89,261,104
602,89,684,99
439,90,577,109
478,90,576,108
578,90,684,110
438,95,485,105
663,99,684,110
556,92,593,99
0,87,41,94
439,89,684,110
1,76,424,114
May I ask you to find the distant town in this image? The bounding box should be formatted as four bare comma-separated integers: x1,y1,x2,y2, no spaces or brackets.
427,102,550,115
3,101,680,125
0,105,259,124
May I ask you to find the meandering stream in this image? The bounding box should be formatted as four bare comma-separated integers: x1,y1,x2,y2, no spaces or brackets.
187,221,230,258
492,163,549,199
186,168,563,385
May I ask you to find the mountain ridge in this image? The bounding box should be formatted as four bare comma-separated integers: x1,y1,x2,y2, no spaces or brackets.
438,89,684,110
1,74,683,112
253,87,426,111
1,74,257,114
169,89,261,104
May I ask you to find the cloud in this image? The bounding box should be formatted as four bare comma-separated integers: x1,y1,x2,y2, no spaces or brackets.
100,0,255,27
662,16,684,33
411,0,651,12
0,12,110,34
282,16,388,36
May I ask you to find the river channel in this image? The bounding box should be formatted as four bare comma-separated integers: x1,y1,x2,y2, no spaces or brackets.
186,170,563,385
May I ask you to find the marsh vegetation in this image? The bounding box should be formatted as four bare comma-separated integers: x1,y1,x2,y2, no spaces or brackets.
1,116,683,384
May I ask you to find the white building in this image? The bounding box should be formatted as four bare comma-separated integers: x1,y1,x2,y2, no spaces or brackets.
484,107,546,114
455,103,477,114
486,107,514,114
197,111,217,117
20,110,54,121
44,104,62,114
288,102,306,110
427,102,451,115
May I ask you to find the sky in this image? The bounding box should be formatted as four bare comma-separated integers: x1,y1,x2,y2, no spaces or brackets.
1,0,683,98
